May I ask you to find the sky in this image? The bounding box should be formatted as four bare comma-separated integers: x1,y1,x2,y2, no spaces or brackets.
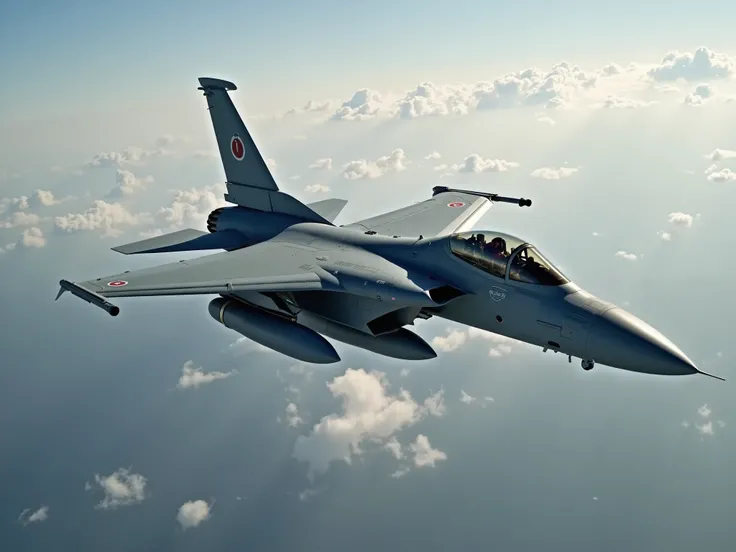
1,1,735,550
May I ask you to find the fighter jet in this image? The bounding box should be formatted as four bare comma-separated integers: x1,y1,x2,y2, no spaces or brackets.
57,77,723,381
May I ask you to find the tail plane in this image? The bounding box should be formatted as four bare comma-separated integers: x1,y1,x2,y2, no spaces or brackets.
198,76,342,224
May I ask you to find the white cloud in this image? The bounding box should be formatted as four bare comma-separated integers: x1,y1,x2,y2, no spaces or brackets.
330,89,385,121
1,211,41,228
615,251,638,261
537,115,556,125
395,82,473,118
285,402,304,427
29,189,59,208
668,212,694,227
384,436,403,459
107,169,154,198
452,154,519,173
177,500,211,530
424,151,442,160
431,329,467,352
292,368,445,478
530,166,579,180
474,62,597,110
159,184,227,229
18,506,49,526
19,227,46,248
409,434,447,468
706,167,736,182
648,47,735,81
390,467,411,479
342,149,408,180
0,195,30,212
90,467,147,509
705,148,736,162
658,231,672,241
55,201,149,236
434,326,518,357
696,420,714,436
87,136,181,169
177,360,236,390
304,184,330,193
600,95,655,109
309,158,333,170
698,403,712,418
684,83,715,106
460,390,476,404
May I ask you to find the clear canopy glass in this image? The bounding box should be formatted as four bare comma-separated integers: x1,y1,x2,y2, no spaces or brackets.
449,231,569,286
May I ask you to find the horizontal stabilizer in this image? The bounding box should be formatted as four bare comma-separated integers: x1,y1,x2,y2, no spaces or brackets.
112,228,251,255
306,198,348,224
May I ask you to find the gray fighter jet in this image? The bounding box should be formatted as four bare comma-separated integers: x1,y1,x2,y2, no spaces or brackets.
57,77,723,380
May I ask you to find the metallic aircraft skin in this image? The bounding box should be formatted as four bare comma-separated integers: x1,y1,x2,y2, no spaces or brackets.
56,77,723,381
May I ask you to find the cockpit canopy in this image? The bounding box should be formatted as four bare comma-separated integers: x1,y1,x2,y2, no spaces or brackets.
448,231,569,286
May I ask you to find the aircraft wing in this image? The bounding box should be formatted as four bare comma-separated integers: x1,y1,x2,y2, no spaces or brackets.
57,239,333,315
344,188,493,238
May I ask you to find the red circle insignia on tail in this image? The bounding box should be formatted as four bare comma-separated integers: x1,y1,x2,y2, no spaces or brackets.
448,201,465,208
231,135,245,161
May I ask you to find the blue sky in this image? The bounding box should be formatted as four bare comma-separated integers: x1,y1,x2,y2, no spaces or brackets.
2,1,736,550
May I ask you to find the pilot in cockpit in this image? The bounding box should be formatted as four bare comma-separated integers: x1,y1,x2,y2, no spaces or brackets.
487,237,508,258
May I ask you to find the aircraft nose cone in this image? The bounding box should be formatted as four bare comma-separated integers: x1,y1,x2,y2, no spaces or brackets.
588,307,698,376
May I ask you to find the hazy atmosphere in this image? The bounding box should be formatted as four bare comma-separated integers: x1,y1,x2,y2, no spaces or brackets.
1,1,734,550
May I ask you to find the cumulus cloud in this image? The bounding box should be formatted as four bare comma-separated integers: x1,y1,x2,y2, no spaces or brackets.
342,149,407,180
304,184,330,193
530,166,579,180
390,467,411,479
460,390,476,404
668,212,695,227
648,47,735,81
19,227,46,248
474,62,597,110
433,326,516,357
159,184,227,229
107,169,154,198
615,251,638,261
177,500,211,530
698,403,712,418
292,368,445,478
87,136,183,169
706,166,736,182
600,95,655,109
284,402,304,427
309,158,333,170
28,189,59,209
177,360,236,390
331,89,385,121
55,201,149,236
424,151,442,160
89,467,147,509
384,437,403,459
684,84,715,106
1,211,41,228
396,82,473,118
705,148,736,162
658,231,672,241
451,154,519,173
18,506,49,526
537,115,556,125
409,434,447,468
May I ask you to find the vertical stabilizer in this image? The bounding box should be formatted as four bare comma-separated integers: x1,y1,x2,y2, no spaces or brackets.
197,77,278,191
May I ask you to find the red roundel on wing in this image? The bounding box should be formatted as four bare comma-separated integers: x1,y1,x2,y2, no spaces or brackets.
107,280,128,287
448,201,465,208
231,135,245,160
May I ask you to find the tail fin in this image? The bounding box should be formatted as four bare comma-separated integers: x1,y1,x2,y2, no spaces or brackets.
197,77,277,192
198,77,331,224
